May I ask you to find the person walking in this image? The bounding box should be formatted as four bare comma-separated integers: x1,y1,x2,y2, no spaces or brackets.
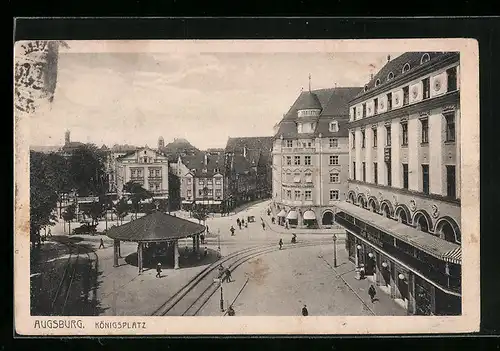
224,268,232,282
368,284,377,303
204,246,208,257
200,233,205,245
279,238,283,250
241,218,245,227
156,263,162,278
99,238,105,249
230,225,235,236
261,221,266,230
218,264,225,277
236,218,241,228
206,225,209,235
301,305,309,316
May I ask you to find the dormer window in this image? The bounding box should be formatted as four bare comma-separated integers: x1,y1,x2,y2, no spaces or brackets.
329,121,339,132
420,53,430,64
375,79,381,87
387,72,394,81
364,85,368,92
402,63,411,73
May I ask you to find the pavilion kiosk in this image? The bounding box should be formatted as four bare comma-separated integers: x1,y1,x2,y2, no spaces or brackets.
106,211,205,274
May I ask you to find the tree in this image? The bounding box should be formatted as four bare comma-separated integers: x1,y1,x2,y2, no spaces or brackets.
123,181,153,219
192,205,209,225
85,200,105,227
62,203,76,234
69,144,107,197
114,198,129,225
44,152,73,217
30,151,59,247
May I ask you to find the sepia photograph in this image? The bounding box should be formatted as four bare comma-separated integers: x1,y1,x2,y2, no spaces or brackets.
14,39,480,335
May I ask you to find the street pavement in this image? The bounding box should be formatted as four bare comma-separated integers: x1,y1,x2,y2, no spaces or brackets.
40,199,405,316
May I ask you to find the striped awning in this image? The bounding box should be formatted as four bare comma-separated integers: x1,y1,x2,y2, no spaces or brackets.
442,247,461,265
303,210,316,220
277,209,287,217
286,210,298,220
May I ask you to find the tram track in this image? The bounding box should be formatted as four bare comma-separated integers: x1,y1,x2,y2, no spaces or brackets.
152,239,331,316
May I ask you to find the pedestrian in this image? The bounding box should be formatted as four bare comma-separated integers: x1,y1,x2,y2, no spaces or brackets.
279,238,283,250
241,218,245,226
238,222,242,230
236,218,241,227
227,306,235,316
271,217,275,224
368,284,377,303
224,268,232,282
200,233,205,245
204,246,208,257
244,222,248,228
219,264,225,277
47,227,52,237
206,225,209,234
156,263,162,278
230,225,235,236
285,221,289,230
302,305,308,316
267,209,271,216
99,238,105,249
262,221,266,230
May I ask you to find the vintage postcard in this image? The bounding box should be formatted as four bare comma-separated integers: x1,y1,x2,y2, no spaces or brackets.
14,39,480,335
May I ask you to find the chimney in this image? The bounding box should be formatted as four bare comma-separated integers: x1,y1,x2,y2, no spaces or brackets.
387,55,391,62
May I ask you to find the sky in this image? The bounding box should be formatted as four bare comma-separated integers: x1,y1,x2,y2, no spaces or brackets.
28,41,402,150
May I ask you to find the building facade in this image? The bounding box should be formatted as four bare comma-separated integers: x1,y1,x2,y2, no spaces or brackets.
335,52,462,315
272,87,363,228
171,152,226,212
115,147,170,201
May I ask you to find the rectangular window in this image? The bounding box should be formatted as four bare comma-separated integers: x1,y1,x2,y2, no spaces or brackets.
423,78,430,99
353,162,356,180
446,165,456,198
305,190,312,200
294,156,301,165
199,179,204,185
361,130,366,148
294,172,301,183
362,162,366,182
386,162,392,186
286,140,293,147
187,178,192,184
187,190,192,196
421,118,429,144
286,190,292,199
149,169,155,177
215,178,222,185
286,156,292,165
373,128,378,147
304,156,311,166
330,173,339,183
422,164,430,194
362,103,366,118
401,122,408,146
353,106,357,119
198,189,203,196
156,169,161,177
215,189,222,198
402,163,409,189
386,125,392,146
329,138,338,148
373,162,378,184
403,86,409,106
330,190,339,201
387,92,393,111
131,169,136,178
305,172,313,183
374,98,378,114
207,178,213,184
352,132,356,149
294,190,301,200
445,113,456,142
447,67,457,92
329,155,339,165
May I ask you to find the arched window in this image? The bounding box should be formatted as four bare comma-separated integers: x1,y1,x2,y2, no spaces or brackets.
420,53,430,64
402,63,411,73
364,85,368,92
387,72,394,81
375,79,381,87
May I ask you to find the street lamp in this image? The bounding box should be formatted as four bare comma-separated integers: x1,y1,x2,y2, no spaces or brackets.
214,277,224,312
355,244,362,280
332,234,338,268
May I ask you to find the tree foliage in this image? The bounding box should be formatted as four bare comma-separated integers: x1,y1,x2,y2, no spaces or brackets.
69,144,107,196
192,205,209,224
123,181,153,218
114,198,129,224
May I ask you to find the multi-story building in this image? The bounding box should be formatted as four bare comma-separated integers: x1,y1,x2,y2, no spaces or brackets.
272,86,363,228
334,52,461,316
115,147,169,201
171,152,226,212
102,144,139,196
225,136,274,203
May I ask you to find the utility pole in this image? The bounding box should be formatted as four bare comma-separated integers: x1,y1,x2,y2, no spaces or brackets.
332,234,338,268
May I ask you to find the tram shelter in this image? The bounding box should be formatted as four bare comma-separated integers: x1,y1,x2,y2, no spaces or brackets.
106,211,205,274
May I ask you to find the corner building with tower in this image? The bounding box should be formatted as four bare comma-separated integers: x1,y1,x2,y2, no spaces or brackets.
334,52,462,315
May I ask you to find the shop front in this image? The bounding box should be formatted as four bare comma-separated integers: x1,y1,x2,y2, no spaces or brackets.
336,202,461,316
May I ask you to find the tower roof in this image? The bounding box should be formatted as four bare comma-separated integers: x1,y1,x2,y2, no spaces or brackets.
294,91,322,111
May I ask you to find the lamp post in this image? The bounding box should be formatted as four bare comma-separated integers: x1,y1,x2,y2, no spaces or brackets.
332,234,338,268
214,277,224,312
355,244,362,280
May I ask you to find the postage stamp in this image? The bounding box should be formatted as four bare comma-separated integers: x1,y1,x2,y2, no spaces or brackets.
14,38,480,335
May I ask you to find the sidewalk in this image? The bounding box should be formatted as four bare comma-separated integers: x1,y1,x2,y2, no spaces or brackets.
321,254,407,316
